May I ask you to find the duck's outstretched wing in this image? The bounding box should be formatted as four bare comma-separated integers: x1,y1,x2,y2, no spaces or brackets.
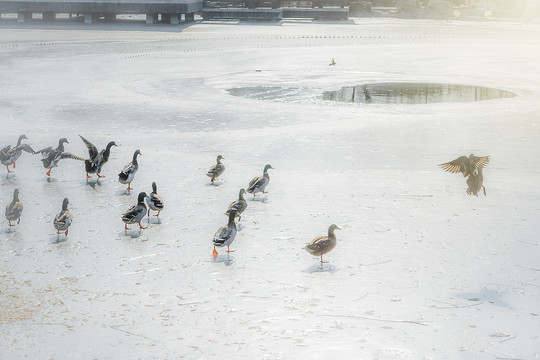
79,135,98,161
60,152,84,161
470,155,490,170
37,146,54,157
13,143,35,154
439,156,469,175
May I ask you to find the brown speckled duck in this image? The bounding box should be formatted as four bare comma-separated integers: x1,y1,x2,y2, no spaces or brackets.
304,224,340,264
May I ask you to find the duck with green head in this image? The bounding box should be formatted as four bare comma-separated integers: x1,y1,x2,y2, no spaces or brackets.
247,164,274,195
79,135,117,179
225,188,247,221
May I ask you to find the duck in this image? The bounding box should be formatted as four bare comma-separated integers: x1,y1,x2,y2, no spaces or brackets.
146,182,164,217
54,198,72,239
1,134,35,173
37,138,84,177
212,209,237,258
5,189,23,228
247,164,274,195
466,166,486,196
118,150,141,192
304,224,341,264
206,155,225,184
79,135,117,179
122,191,148,234
329,58,336,66
439,154,489,178
225,188,247,221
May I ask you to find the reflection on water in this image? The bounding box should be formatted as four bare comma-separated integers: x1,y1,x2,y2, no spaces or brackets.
323,83,517,104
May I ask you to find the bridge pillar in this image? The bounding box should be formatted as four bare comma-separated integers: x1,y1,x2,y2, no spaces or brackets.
17,11,32,23
185,12,195,22
170,14,179,24
161,13,171,22
42,11,56,21
146,13,158,24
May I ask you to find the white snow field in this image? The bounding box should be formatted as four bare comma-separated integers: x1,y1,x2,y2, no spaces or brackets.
1,17,539,359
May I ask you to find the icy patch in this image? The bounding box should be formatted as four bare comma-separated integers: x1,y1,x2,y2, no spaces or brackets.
323,83,518,104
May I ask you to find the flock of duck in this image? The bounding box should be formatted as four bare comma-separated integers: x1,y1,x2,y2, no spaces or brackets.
2,134,490,265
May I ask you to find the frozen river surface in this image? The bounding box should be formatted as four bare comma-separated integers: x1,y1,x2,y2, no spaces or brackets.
1,18,540,359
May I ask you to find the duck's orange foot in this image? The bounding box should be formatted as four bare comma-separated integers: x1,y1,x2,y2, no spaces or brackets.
97,174,105,178
86,173,92,179
212,248,218,258
139,223,147,230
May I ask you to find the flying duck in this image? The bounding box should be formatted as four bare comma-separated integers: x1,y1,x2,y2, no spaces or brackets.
206,155,225,184
122,191,148,234
79,135,117,179
1,134,35,173
146,182,164,217
37,138,84,177
54,198,72,239
439,154,489,178
247,164,274,195
5,189,23,228
225,188,247,221
304,224,340,264
212,209,237,258
118,149,141,192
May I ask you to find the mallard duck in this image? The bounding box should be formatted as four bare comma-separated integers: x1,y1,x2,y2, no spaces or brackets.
37,138,84,177
79,135,117,179
212,209,237,258
206,155,225,184
225,188,247,221
304,224,340,264
466,167,486,196
247,164,274,195
54,198,72,239
146,182,164,217
122,191,148,234
5,189,23,227
439,154,489,178
118,150,141,192
0,134,35,173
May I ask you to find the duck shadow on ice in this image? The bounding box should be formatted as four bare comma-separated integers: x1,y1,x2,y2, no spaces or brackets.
457,288,513,309
206,180,224,187
49,235,68,244
146,216,162,225
84,178,104,189
303,263,339,274
247,196,269,204
1,227,19,234
119,230,145,239
212,254,235,266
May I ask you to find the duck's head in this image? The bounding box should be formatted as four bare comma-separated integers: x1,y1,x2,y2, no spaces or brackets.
263,164,274,173
217,155,224,163
137,192,148,204
59,138,69,145
152,182,157,193
328,224,341,234
62,197,69,210
17,134,28,145
239,188,246,197
13,188,19,200
106,141,118,150
134,149,142,156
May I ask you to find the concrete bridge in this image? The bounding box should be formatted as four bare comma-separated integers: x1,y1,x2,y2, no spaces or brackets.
0,0,203,23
